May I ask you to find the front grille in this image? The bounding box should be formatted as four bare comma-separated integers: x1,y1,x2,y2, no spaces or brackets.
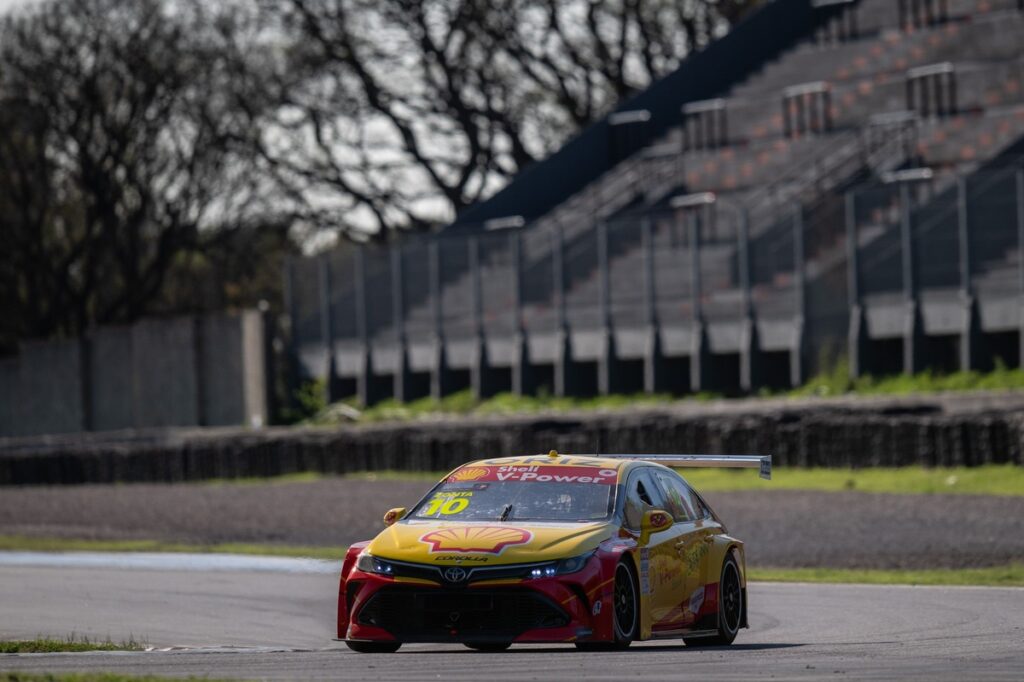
372,557,557,585
357,587,570,641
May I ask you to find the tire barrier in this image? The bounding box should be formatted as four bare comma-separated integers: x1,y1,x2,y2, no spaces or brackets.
1,402,1022,485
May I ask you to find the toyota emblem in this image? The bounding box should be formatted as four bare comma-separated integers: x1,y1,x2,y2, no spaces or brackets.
443,566,468,583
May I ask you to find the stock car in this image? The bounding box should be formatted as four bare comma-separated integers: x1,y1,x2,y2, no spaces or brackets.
337,451,771,653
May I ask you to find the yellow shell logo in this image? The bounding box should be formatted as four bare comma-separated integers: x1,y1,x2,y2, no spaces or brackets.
448,467,489,482
420,526,533,554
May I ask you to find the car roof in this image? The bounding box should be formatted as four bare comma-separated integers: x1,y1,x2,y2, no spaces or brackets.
457,453,640,473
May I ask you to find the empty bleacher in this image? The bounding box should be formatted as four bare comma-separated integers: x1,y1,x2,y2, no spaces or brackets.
289,0,1024,403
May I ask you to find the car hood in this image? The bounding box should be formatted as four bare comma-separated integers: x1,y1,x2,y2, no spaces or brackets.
365,519,616,566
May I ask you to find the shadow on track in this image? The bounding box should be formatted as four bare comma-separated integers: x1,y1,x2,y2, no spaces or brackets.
407,642,804,654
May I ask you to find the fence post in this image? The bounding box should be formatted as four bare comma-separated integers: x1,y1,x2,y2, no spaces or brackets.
792,205,806,387
511,231,531,395
598,220,617,395
317,253,335,403
738,206,759,392
354,245,373,406
642,213,662,393
688,210,708,392
900,180,923,375
1017,168,1024,367
846,190,867,379
429,239,451,400
469,235,491,399
391,244,410,402
552,223,574,398
957,175,981,372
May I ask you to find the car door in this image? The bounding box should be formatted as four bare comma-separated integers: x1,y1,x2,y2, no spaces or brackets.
650,469,714,630
622,467,689,634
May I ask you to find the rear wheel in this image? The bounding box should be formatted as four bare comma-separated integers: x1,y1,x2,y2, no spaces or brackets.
684,552,742,647
345,640,401,653
464,642,511,652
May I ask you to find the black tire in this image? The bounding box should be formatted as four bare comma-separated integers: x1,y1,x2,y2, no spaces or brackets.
345,640,402,653
575,560,639,651
684,551,742,647
612,560,639,647
464,642,511,652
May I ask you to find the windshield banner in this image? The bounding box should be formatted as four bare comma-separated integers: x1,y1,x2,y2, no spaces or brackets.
448,465,618,485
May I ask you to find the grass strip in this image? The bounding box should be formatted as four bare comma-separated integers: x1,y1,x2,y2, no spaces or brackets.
1,671,239,675
195,464,1024,496
679,463,1024,496
0,636,143,654
0,536,345,561
292,362,1024,426
749,564,1024,587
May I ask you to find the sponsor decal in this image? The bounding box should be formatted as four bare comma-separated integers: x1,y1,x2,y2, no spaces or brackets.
420,525,533,554
592,600,602,616
448,467,491,482
433,555,489,562
688,585,705,616
448,465,617,485
423,491,473,516
480,456,613,468
640,547,651,595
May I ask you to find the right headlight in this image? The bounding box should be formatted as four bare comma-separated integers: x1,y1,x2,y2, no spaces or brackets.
355,552,395,576
527,551,594,579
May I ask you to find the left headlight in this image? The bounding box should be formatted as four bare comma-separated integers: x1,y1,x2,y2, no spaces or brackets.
355,552,395,576
528,551,594,579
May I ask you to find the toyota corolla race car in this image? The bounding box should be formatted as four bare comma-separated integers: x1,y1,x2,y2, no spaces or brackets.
337,451,770,653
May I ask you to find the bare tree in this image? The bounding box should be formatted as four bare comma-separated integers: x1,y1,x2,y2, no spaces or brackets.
255,0,758,239
0,0,275,349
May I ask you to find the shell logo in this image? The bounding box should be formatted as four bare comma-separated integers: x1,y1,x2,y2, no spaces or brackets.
448,467,490,482
420,526,533,554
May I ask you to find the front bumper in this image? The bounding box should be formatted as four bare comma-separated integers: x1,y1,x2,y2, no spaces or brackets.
340,561,614,644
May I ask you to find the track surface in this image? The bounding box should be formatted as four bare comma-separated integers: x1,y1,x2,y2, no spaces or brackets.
2,562,1023,681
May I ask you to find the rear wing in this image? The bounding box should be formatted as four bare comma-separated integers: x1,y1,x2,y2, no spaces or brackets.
600,454,772,480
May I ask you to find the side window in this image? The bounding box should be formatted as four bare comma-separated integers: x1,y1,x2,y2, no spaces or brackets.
653,470,705,523
623,469,664,529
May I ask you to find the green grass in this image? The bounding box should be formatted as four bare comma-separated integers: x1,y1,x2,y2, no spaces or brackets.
189,464,1024,496
0,671,241,675
679,463,1024,496
749,564,1024,587
300,361,1024,426
791,357,1024,398
0,635,143,654
0,536,345,561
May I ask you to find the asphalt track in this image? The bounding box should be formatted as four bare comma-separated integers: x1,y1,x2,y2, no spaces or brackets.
2,556,1024,681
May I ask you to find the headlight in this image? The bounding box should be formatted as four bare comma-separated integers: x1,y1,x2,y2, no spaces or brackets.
528,551,594,579
355,552,395,576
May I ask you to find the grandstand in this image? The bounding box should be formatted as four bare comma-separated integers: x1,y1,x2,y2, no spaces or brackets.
286,0,1024,404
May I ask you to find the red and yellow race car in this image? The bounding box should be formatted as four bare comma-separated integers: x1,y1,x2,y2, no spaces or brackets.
337,451,770,652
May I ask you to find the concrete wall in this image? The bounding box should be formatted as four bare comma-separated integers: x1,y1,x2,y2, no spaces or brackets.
132,317,201,428
89,326,134,431
0,311,268,437
17,340,85,435
0,359,19,437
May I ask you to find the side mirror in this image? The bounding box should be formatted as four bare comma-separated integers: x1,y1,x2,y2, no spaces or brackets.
639,509,674,546
383,507,406,527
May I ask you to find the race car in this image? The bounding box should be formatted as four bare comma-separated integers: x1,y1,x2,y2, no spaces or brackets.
337,450,770,653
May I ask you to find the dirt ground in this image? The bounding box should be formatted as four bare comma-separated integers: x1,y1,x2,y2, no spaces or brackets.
2,478,1022,569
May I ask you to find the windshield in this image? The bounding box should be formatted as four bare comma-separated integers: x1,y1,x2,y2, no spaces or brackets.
410,466,618,522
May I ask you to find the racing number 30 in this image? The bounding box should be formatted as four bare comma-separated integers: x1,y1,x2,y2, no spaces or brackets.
424,497,469,516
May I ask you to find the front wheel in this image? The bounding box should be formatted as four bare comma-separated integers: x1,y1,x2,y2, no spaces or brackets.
611,560,639,648
464,642,511,652
577,559,638,651
684,551,742,647
345,640,401,653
